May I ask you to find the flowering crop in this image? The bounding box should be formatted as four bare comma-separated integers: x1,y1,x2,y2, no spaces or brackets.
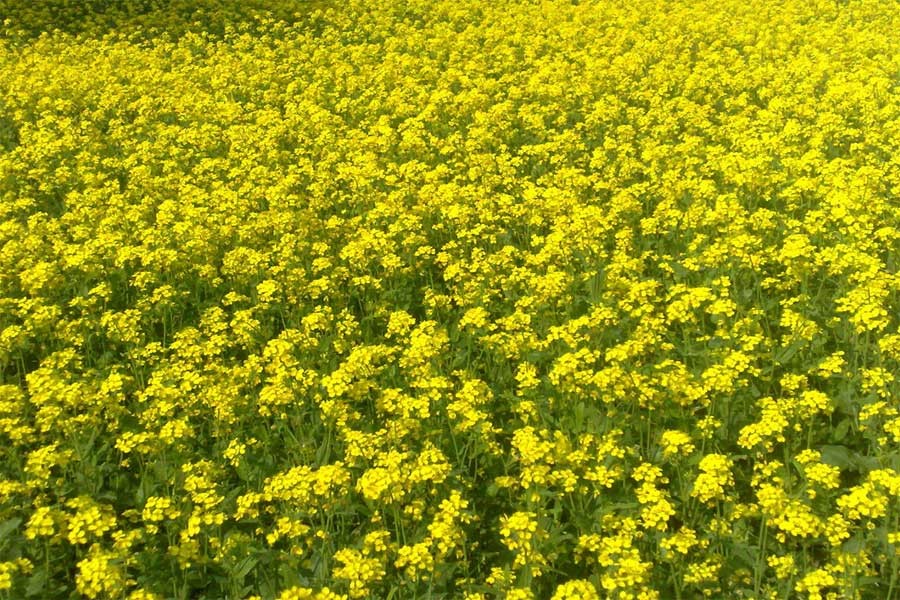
2,0,900,598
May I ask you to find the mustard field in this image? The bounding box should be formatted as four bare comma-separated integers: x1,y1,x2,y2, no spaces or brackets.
1,0,900,598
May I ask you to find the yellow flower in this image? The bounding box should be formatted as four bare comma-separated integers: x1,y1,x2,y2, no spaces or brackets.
551,580,600,600
331,548,384,599
659,430,695,459
75,547,126,599
395,541,434,579
25,506,56,539
691,454,733,504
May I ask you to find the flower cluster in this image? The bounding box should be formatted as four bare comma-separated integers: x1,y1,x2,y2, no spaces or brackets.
1,0,900,597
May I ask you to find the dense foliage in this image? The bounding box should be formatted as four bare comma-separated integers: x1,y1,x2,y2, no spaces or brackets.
1,0,900,598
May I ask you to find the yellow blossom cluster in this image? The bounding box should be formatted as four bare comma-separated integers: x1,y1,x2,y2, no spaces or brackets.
1,0,900,597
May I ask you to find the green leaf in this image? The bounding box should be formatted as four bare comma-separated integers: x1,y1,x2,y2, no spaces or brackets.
774,343,801,364
25,569,47,597
234,556,258,579
820,444,878,474
731,542,756,568
852,455,880,474
0,517,21,541
820,445,853,469
842,533,865,553
832,418,851,442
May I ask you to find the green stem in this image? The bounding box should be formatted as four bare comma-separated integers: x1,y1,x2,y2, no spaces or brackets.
754,518,768,595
